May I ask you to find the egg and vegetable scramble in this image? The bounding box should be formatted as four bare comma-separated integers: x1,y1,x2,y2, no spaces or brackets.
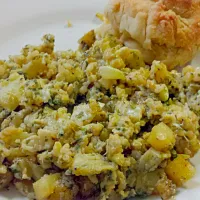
0,31,199,200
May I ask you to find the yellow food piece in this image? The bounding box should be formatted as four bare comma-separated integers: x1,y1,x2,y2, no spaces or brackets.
99,66,125,80
0,63,5,78
22,56,47,78
165,155,196,186
53,142,73,169
7,148,28,160
1,93,19,111
33,174,60,200
0,165,7,174
159,85,169,102
52,142,62,157
138,148,164,172
151,61,169,83
31,163,45,181
155,173,176,200
72,153,115,176
56,62,84,83
67,20,72,28
116,47,145,69
78,30,95,50
147,122,175,152
112,153,131,167
0,73,24,111
96,13,106,22
126,68,149,87
48,184,73,200
110,57,126,69
0,127,29,147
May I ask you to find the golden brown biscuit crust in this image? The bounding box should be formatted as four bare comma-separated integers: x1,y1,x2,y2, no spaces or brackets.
103,0,200,68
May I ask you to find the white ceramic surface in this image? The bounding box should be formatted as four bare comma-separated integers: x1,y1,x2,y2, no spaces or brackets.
0,0,199,199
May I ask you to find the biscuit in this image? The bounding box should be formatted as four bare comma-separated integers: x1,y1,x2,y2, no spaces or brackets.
98,0,200,69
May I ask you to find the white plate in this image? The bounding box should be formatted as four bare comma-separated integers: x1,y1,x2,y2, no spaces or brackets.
0,0,200,199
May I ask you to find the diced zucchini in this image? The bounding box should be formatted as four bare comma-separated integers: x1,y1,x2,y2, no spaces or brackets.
138,148,163,172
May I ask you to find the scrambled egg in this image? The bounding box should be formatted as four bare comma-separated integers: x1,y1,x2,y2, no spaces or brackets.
0,31,199,200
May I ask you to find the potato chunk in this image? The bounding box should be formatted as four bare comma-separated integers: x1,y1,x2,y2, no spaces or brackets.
147,122,175,152
33,174,60,200
165,155,195,186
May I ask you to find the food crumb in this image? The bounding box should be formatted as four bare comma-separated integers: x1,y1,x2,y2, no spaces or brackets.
66,20,72,28
96,13,105,22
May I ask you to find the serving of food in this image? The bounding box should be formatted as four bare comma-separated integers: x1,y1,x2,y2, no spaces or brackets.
0,0,200,200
